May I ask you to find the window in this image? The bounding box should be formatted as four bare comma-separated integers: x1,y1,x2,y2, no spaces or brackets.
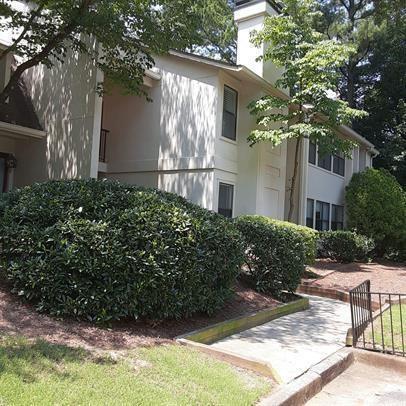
318,152,332,171
333,154,345,176
331,205,344,230
308,142,316,165
315,201,330,231
306,199,314,228
222,86,238,141
0,156,5,193
218,183,234,218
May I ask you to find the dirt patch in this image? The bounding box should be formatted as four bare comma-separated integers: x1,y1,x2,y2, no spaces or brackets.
305,259,406,293
0,279,280,352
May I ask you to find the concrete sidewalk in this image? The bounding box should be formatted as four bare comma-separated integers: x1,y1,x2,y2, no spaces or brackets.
211,295,351,383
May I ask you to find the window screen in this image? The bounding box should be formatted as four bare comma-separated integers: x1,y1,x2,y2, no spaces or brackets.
316,201,330,231
333,154,345,176
318,152,332,171
222,86,238,141
331,205,344,230
306,199,314,228
308,142,316,165
218,183,234,218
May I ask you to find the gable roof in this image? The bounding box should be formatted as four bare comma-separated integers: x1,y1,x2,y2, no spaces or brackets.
0,75,43,132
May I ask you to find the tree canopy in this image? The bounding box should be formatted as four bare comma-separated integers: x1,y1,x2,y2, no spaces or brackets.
0,0,233,104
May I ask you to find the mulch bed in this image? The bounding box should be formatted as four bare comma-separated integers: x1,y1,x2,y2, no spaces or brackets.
304,259,406,293
0,279,280,351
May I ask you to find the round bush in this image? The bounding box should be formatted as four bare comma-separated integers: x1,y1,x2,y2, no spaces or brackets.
235,215,306,297
318,231,375,263
0,179,244,323
346,168,406,257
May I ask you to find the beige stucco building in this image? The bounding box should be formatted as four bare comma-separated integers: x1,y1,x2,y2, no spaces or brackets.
0,0,377,231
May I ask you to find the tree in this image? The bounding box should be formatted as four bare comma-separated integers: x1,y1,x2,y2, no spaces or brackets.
248,0,366,221
0,0,231,105
346,168,406,258
316,0,379,109
191,0,237,64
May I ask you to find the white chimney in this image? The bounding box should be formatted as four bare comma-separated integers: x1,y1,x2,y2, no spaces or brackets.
234,0,282,84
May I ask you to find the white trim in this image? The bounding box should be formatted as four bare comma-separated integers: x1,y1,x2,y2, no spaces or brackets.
0,121,46,140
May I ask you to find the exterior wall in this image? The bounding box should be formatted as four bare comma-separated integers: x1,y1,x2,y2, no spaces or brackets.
101,55,219,211
21,42,102,185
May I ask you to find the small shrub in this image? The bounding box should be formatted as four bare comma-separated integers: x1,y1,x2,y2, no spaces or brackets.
0,179,244,323
346,168,406,257
318,231,375,263
235,215,306,297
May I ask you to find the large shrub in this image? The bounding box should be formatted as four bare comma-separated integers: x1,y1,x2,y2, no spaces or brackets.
346,169,406,257
267,220,318,265
0,180,244,323
318,231,375,263
235,215,306,297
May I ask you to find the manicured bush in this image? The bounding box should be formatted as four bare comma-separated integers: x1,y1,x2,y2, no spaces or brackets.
267,220,318,265
318,231,375,263
235,215,306,297
346,168,406,258
0,179,244,323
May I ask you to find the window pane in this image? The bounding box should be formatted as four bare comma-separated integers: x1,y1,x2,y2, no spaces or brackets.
332,204,344,230
306,199,314,228
222,86,237,141
308,142,316,165
0,158,5,193
333,155,345,176
318,152,332,171
316,201,330,231
218,183,234,218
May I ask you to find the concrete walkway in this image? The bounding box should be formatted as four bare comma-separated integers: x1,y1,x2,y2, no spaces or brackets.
211,295,352,383
307,360,406,405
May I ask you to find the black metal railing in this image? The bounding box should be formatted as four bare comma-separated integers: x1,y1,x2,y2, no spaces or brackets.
349,280,406,357
99,129,110,163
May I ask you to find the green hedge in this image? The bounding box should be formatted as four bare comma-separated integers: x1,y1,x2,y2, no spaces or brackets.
346,168,406,258
235,215,306,297
267,220,318,265
0,180,244,323
318,231,375,263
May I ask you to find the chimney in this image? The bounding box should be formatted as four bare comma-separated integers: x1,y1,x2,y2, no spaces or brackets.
234,0,281,83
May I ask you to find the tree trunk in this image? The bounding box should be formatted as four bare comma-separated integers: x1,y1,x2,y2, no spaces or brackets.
288,136,302,222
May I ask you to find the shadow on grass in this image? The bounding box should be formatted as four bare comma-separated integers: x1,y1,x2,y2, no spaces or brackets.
0,338,115,384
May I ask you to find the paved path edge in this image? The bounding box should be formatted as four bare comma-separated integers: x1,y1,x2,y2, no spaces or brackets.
259,347,355,406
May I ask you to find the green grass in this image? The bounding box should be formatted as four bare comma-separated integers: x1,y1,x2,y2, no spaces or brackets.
0,337,271,406
366,304,406,353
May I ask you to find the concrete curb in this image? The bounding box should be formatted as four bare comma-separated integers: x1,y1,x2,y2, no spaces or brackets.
176,297,309,384
177,297,309,345
259,348,355,406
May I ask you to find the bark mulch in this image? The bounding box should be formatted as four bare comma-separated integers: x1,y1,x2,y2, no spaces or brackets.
0,279,280,352
305,259,406,293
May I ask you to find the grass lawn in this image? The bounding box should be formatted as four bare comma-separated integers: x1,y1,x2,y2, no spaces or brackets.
0,336,271,406
366,304,406,353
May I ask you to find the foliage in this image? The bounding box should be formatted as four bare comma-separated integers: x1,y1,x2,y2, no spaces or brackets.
0,337,269,405
346,169,406,258
0,179,243,323
266,219,318,265
317,0,406,185
191,0,237,63
0,0,233,103
318,230,375,263
235,215,307,296
248,0,366,220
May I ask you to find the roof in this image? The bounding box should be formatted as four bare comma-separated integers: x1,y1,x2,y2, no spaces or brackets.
0,76,43,132
235,0,282,13
168,50,377,154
